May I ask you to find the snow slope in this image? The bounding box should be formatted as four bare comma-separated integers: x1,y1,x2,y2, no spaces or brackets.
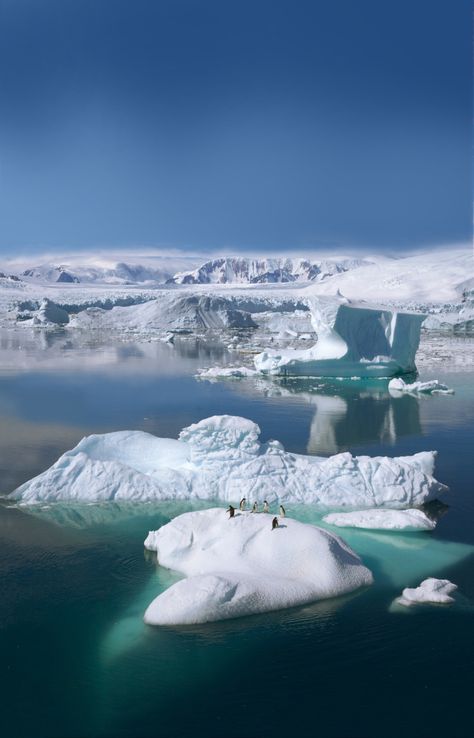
10,415,447,508
305,247,472,305
143,508,373,624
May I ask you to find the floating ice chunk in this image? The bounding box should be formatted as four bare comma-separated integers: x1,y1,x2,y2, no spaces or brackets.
395,578,457,607
388,377,454,395
198,366,258,379
30,298,70,326
9,415,448,508
143,508,373,624
323,508,436,531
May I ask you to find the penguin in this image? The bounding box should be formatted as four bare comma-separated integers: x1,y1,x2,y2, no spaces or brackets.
252,501,258,513
263,500,269,514
271,516,279,530
279,504,286,518
227,504,235,518
239,497,246,511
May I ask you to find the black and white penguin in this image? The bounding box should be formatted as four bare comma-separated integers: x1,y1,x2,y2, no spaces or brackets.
227,505,235,518
279,504,286,518
271,516,279,530
263,500,269,513
252,501,258,513
239,497,246,511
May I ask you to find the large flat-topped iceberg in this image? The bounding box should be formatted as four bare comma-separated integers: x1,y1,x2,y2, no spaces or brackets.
143,508,373,624
254,297,425,378
10,415,447,508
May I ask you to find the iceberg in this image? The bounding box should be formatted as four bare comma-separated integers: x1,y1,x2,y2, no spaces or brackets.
254,297,425,378
32,298,70,326
198,366,258,379
323,508,436,531
388,377,454,395
395,578,457,607
143,508,373,624
9,415,447,509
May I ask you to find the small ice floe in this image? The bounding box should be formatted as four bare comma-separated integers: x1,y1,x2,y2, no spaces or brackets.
198,366,258,379
143,508,373,625
388,377,454,395
323,508,436,532
395,578,457,607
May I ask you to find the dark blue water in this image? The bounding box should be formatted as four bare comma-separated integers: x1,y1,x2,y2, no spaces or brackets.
1,331,473,738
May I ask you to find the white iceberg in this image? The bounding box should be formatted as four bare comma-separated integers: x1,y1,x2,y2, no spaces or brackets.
388,377,454,395
9,415,447,509
143,508,373,625
395,578,457,607
254,297,425,378
31,298,70,326
323,508,436,531
198,366,258,379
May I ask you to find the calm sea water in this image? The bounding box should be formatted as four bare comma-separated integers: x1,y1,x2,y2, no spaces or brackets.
1,330,473,738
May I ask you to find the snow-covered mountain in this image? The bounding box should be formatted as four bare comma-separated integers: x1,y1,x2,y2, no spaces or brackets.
168,257,373,285
20,262,174,285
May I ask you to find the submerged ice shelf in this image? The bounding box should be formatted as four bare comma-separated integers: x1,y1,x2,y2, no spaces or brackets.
9,415,447,509
143,508,373,625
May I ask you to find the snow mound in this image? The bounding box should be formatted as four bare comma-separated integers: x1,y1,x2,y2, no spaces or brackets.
323,508,436,531
10,415,448,508
395,578,457,607
388,377,454,395
143,508,373,624
254,297,425,378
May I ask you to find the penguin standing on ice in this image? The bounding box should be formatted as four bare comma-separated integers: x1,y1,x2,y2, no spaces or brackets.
227,505,235,518
279,504,286,518
239,497,246,511
263,500,269,513
252,501,258,513
271,517,279,530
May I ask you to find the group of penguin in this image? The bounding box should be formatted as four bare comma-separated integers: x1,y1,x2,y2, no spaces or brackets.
226,498,286,530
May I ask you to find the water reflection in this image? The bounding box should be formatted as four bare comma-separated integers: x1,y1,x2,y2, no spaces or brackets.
223,376,422,455
0,327,228,376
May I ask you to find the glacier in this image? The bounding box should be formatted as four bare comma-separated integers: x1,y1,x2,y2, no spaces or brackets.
143,508,373,625
1,247,472,339
9,414,447,508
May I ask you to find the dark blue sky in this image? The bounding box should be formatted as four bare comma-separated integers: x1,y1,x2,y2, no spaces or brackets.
0,0,471,255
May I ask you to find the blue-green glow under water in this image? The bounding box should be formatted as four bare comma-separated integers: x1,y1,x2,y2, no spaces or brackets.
1,332,473,737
